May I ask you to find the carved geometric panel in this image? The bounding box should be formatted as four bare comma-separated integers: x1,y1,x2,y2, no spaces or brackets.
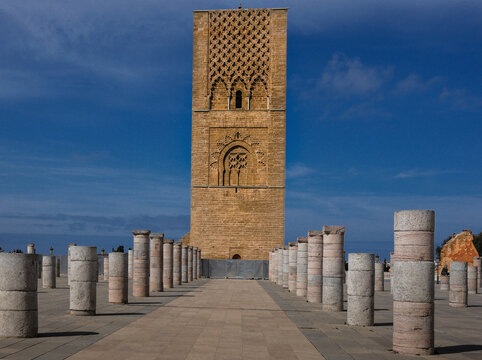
208,9,270,97
208,128,268,186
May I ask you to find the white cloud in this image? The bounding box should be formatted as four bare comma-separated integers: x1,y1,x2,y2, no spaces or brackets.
286,163,315,179
440,87,482,110
394,73,443,94
318,53,393,97
393,169,460,179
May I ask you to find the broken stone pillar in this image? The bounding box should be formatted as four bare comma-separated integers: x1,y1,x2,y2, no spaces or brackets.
132,230,150,297
197,249,201,278
173,243,182,285
278,247,284,286
473,256,481,291
67,243,76,286
149,233,163,292
282,246,289,289
103,256,109,281
274,248,279,284
42,255,56,289
468,265,477,294
288,242,298,292
449,261,468,307
27,244,35,254
193,246,198,280
307,231,323,303
128,249,134,279
322,226,345,311
269,251,273,281
392,210,434,355
440,275,449,291
347,253,374,326
70,246,97,316
163,239,174,289
296,237,308,297
109,252,128,304
188,246,193,282
375,262,384,291
56,257,60,278
36,255,42,279
182,245,188,283
0,253,38,337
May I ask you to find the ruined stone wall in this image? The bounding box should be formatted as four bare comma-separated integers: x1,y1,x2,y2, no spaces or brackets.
190,8,287,260
439,230,479,272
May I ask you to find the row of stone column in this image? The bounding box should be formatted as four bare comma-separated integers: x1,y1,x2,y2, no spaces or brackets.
437,259,479,308
131,230,201,298
269,210,438,356
269,226,348,313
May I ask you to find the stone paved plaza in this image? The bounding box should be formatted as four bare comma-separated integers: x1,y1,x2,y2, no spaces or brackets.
0,277,481,359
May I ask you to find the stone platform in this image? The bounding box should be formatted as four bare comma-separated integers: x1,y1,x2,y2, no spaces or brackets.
0,278,481,359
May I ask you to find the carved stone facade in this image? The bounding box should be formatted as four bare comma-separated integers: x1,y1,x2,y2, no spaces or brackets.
189,8,287,260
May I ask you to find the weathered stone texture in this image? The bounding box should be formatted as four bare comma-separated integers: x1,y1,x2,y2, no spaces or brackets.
190,8,287,260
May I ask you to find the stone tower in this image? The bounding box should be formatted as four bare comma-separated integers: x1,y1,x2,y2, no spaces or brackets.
190,7,287,260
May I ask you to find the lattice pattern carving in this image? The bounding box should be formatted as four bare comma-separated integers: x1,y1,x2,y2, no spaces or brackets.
209,9,270,97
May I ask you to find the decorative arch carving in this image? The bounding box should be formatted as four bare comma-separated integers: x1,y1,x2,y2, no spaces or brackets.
209,130,266,186
210,78,228,110
249,78,268,109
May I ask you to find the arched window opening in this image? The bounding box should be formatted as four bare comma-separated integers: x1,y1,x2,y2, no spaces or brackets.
223,146,248,186
235,90,242,109
232,254,241,260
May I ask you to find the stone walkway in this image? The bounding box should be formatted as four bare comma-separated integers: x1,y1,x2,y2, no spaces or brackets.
69,279,324,360
1,277,481,359
260,279,482,360
0,276,205,359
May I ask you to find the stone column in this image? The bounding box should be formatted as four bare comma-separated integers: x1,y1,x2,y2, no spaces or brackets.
193,246,198,280
392,210,434,355
322,226,345,311
42,255,56,289
273,249,279,284
375,262,384,291
163,239,174,289
307,231,323,302
128,249,134,279
268,251,273,281
277,247,283,285
27,243,35,254
109,252,128,304
173,243,182,285
0,253,38,337
473,256,481,292
132,230,150,297
389,251,394,294
70,246,97,316
288,242,298,292
197,249,202,278
449,261,467,307
103,256,109,281
468,265,477,295
282,246,289,289
149,233,163,292
182,245,188,283
188,246,193,282
67,243,76,286
296,237,308,297
440,275,449,291
56,257,60,278
347,253,374,326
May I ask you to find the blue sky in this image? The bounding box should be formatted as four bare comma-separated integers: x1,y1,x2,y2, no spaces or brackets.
0,0,481,258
